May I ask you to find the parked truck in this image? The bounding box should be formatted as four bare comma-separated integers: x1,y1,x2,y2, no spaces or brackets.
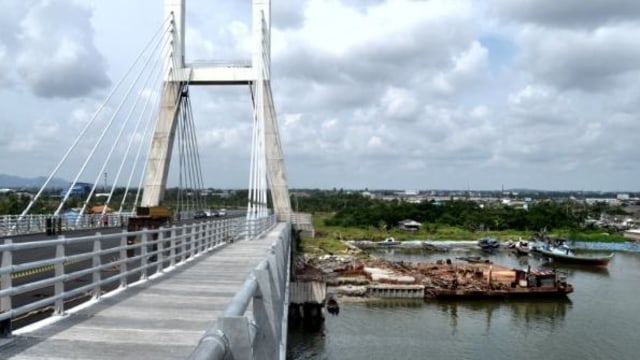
126,206,174,258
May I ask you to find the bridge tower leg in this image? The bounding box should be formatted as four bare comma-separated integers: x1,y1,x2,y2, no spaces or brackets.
263,86,292,222
141,82,183,207
141,1,186,207
252,0,292,222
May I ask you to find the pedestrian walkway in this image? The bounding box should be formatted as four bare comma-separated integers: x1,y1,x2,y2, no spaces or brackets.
0,226,281,360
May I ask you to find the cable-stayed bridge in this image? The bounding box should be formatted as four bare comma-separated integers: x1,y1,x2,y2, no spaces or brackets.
0,1,305,358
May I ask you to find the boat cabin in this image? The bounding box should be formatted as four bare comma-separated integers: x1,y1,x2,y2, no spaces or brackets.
513,269,565,288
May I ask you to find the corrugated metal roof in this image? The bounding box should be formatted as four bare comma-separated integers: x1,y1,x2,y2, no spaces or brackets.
290,281,326,304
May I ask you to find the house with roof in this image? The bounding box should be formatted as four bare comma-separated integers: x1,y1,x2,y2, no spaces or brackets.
398,219,422,231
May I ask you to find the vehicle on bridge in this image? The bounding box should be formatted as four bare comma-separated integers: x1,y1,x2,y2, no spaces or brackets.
194,210,209,219
127,206,173,258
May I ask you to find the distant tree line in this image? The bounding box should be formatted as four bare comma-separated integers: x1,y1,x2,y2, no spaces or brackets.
0,188,252,215
292,190,630,232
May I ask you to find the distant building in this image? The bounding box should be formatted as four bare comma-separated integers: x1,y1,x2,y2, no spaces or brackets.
91,205,112,214
624,229,640,241
361,191,375,199
61,182,92,196
398,219,422,231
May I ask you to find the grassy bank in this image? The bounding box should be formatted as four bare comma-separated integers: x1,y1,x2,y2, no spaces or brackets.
299,213,627,255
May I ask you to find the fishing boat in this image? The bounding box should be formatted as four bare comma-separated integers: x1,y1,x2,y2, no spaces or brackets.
535,245,614,266
514,240,531,256
326,293,340,315
378,236,399,247
477,237,500,251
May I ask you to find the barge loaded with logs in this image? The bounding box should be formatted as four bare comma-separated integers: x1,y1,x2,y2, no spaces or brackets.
297,254,573,301
426,266,572,299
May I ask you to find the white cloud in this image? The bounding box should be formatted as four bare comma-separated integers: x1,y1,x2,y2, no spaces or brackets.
15,0,110,98
494,0,640,28
3,0,640,191
381,87,419,121
516,24,640,91
0,44,12,85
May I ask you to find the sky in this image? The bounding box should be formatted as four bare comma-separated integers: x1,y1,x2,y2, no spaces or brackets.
1,0,640,191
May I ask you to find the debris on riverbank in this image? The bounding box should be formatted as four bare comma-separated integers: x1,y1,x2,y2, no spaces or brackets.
295,253,573,300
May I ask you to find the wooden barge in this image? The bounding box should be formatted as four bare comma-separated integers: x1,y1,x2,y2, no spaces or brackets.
425,267,573,300
426,284,573,299
302,255,575,302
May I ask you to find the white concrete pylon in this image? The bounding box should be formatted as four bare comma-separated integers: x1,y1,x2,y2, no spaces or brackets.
142,0,291,222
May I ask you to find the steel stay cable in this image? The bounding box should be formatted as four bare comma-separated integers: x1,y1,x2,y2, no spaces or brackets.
133,15,183,210
76,25,170,220
18,16,172,221
184,97,207,210
99,32,173,217
54,20,174,216
182,96,202,210
114,52,166,214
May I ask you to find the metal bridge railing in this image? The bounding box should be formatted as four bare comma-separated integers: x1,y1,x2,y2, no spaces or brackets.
0,213,134,237
188,223,291,360
0,211,250,237
0,215,276,336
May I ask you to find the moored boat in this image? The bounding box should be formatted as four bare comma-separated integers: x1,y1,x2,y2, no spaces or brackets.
514,240,531,256
378,236,399,247
326,293,340,315
535,246,613,266
477,237,500,250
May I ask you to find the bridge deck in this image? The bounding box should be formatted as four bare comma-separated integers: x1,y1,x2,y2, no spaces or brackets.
1,226,282,360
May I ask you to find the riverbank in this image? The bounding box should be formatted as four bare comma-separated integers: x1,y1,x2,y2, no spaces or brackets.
301,214,628,255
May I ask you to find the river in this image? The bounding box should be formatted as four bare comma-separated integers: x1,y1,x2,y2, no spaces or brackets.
287,244,640,360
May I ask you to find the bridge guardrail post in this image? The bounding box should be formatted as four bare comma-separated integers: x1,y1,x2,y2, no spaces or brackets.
215,219,220,246
203,222,209,251
266,251,282,311
213,220,218,248
1,239,13,337
197,223,203,254
274,238,287,339
54,239,65,315
189,224,199,259
157,227,165,273
181,224,187,263
223,217,228,243
196,223,202,254
252,267,278,359
210,220,215,248
190,224,196,259
92,234,102,300
220,316,255,360
203,222,209,252
170,226,177,267
141,230,148,280
119,231,128,288
206,221,212,250
211,220,216,248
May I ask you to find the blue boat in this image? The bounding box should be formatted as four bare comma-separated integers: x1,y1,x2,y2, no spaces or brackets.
477,237,500,250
